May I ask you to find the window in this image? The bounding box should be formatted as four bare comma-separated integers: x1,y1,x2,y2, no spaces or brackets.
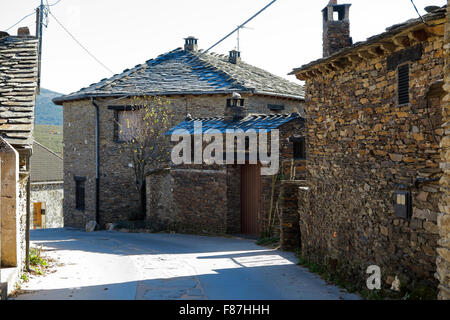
398,64,410,105
291,137,306,160
117,110,142,142
268,104,285,112
75,177,86,210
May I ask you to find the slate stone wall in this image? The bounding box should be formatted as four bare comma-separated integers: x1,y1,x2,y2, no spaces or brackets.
146,118,305,236
323,21,351,57
30,183,64,228
437,1,450,300
62,101,96,228
299,33,445,290
63,95,304,228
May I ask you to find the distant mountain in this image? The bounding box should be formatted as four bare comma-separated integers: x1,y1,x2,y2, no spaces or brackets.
35,88,63,125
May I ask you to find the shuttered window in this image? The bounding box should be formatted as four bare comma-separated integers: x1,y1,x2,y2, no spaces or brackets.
291,137,306,160
398,64,410,105
75,177,86,210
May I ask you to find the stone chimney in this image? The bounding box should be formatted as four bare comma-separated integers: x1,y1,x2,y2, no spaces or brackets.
17,27,30,37
229,50,241,64
0,31,9,40
224,93,247,122
322,0,352,57
184,36,198,51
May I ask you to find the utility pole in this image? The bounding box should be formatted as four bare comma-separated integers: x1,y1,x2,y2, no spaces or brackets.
36,0,44,95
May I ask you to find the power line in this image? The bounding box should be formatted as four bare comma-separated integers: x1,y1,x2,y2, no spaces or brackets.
47,0,63,7
410,0,430,26
5,10,36,32
48,10,115,75
195,0,277,60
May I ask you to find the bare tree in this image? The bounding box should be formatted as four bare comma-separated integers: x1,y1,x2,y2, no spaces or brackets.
117,96,174,220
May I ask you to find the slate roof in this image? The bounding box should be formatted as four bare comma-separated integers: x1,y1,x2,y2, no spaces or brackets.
53,48,304,105
166,113,304,135
30,141,63,183
0,33,38,146
289,5,447,75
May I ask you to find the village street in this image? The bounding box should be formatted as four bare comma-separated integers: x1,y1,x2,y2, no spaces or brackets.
12,229,360,300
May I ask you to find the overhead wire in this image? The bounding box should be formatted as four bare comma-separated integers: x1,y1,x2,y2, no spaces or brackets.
48,10,115,75
410,0,430,26
5,10,36,32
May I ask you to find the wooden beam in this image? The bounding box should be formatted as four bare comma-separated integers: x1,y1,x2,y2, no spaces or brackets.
358,49,376,59
330,61,344,70
393,35,410,49
310,68,323,77
305,70,316,78
295,72,306,81
318,65,331,74
368,46,385,57
380,41,397,54
348,54,363,64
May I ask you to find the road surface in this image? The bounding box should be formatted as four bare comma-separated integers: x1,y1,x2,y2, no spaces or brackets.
13,228,360,300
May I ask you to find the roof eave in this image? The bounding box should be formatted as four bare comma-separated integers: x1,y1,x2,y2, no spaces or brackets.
289,7,447,76
53,89,304,105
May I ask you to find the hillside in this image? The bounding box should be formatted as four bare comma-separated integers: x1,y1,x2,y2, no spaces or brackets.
34,125,63,156
34,88,64,155
35,88,63,125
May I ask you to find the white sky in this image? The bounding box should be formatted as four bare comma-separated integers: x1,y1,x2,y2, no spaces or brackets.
0,0,446,95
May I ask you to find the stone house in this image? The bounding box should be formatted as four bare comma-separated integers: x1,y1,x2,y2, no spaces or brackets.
0,27,38,297
53,37,304,229
290,2,447,292
30,141,64,229
147,95,306,236
437,0,450,301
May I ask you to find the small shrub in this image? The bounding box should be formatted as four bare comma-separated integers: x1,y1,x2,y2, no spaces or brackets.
21,274,29,282
257,236,280,246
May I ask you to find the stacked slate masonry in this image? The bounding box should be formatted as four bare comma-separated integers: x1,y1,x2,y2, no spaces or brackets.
0,27,38,295
147,106,306,236
437,0,450,301
54,38,304,228
291,3,447,292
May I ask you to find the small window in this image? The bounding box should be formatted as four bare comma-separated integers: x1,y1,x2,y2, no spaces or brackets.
75,177,86,210
398,64,410,105
268,104,285,112
292,137,306,160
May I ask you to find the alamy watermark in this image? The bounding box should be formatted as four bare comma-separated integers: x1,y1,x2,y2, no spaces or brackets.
170,121,280,175
366,265,381,290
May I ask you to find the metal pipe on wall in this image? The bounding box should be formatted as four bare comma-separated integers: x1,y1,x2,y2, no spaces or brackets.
91,98,100,225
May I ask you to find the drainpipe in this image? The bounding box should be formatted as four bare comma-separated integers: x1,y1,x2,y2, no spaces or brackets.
91,98,100,225
25,173,31,272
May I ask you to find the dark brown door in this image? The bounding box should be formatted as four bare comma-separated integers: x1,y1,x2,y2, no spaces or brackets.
240,164,261,235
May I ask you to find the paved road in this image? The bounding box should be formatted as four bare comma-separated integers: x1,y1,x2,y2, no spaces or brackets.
13,229,360,300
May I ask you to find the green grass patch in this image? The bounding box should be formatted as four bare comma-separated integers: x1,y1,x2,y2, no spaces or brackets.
27,246,49,276
33,125,63,155
256,236,280,246
295,251,437,300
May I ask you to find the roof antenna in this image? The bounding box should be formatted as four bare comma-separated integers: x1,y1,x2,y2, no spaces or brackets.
190,0,277,62
236,25,254,51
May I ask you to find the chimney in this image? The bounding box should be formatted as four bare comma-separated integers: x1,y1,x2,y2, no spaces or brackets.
228,50,241,64
184,36,198,51
17,27,30,37
322,0,352,57
0,31,9,40
224,93,247,122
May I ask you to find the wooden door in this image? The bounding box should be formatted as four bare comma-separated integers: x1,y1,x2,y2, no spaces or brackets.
240,164,261,235
33,202,42,228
